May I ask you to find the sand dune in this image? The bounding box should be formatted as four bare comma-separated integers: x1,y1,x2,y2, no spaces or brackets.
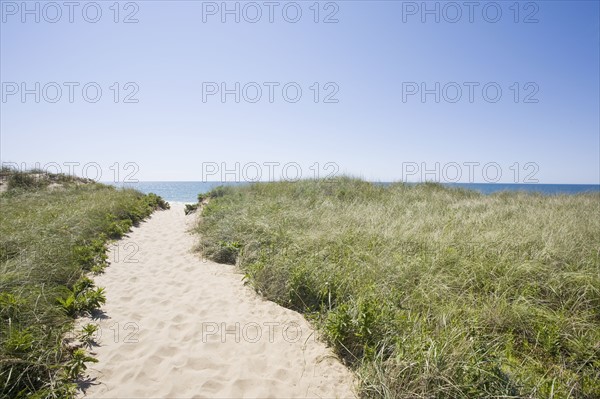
79,202,356,398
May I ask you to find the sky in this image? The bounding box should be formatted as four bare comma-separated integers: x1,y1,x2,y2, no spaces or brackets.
1,0,599,183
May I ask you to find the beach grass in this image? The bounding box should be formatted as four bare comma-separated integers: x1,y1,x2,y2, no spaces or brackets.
195,177,600,398
0,169,168,398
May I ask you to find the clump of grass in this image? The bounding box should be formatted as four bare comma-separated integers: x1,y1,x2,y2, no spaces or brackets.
57,277,106,317
0,169,169,398
185,203,199,215
77,324,100,348
7,171,44,190
63,348,98,380
146,193,170,211
195,177,600,398
2,167,96,192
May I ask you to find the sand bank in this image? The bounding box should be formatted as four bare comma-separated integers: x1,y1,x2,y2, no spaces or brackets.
80,202,356,398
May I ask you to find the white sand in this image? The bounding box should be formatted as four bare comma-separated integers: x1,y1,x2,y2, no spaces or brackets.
80,203,356,398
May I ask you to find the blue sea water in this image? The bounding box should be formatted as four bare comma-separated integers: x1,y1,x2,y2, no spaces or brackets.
106,182,600,203
106,182,245,202
442,183,600,195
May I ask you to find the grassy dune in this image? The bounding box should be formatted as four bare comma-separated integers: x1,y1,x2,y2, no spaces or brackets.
0,170,168,398
195,178,600,398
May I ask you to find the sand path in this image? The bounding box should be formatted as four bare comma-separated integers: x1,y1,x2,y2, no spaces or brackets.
80,203,356,398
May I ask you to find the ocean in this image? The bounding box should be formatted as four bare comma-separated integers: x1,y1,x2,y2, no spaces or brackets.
106,181,600,203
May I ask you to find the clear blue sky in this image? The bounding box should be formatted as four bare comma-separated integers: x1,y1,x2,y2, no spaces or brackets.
1,0,599,183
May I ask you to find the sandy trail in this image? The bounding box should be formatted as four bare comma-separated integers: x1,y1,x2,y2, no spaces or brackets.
80,203,356,398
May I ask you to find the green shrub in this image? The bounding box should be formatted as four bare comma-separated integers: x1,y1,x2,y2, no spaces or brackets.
58,279,106,317
78,323,99,348
146,192,170,210
185,203,199,215
72,238,108,271
57,293,79,317
110,219,133,239
0,293,24,320
7,172,43,190
207,185,234,199
64,349,98,380
3,327,34,354
198,239,241,264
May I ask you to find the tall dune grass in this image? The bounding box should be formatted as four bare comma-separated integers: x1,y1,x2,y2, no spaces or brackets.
195,178,600,398
0,171,168,398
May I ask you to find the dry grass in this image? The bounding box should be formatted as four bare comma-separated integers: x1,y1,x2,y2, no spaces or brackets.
196,178,600,398
0,170,168,398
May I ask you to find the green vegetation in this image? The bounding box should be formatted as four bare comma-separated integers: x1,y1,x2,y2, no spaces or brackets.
77,324,100,349
195,178,600,398
63,349,98,380
184,203,199,215
0,169,168,398
1,167,94,192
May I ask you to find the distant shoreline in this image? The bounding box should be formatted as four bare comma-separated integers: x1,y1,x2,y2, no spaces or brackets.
105,181,600,203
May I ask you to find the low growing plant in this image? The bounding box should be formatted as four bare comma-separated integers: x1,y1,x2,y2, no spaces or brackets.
64,348,98,380
78,323,99,348
185,203,199,215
